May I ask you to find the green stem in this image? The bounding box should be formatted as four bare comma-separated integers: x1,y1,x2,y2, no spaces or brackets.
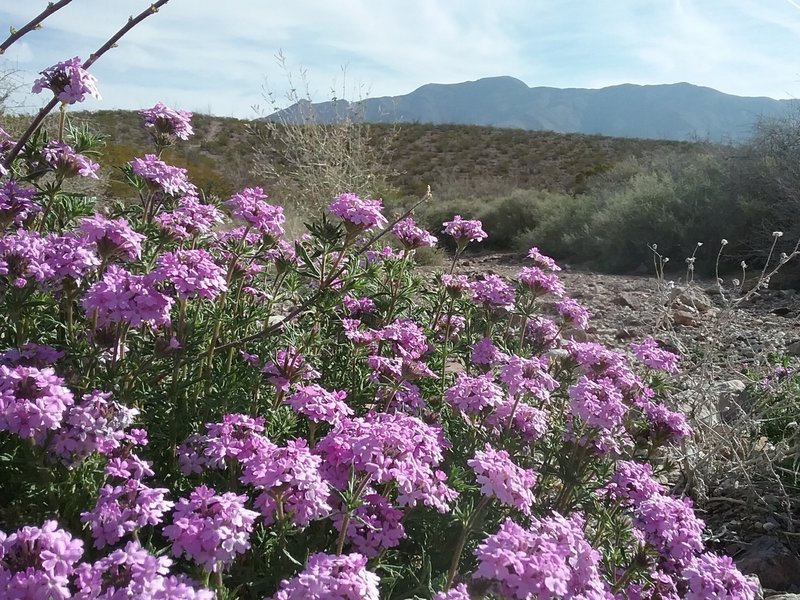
447,495,492,587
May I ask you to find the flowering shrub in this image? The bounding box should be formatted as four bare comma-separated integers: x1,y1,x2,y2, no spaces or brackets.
0,29,759,599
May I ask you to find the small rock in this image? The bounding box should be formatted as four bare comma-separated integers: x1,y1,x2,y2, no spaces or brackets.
612,292,639,309
673,309,700,327
786,340,800,356
773,307,791,316
736,536,800,592
671,286,716,313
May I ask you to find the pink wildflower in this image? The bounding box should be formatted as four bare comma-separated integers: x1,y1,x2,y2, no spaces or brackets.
468,444,537,514
631,336,680,374
225,187,285,238
153,249,227,300
164,485,258,572
41,141,99,179
130,154,196,196
140,102,194,140
392,217,437,249
78,214,145,261
442,215,487,246
527,246,561,271
269,552,380,600
329,192,388,233
32,56,100,104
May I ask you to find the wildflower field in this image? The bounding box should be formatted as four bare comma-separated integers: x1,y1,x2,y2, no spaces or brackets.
0,3,770,599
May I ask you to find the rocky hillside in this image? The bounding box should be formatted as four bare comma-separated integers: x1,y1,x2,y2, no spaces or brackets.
22,110,700,201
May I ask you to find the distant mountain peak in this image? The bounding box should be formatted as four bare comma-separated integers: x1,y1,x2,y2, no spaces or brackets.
266,77,797,141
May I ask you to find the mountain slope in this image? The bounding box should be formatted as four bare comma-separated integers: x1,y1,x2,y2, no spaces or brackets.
267,77,796,141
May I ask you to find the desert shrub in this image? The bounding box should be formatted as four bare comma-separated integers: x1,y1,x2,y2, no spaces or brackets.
574,152,735,272
249,54,399,219
0,11,761,600
471,189,540,250
512,191,597,262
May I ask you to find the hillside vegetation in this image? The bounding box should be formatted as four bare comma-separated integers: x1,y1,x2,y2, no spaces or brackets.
41,109,696,200
9,107,793,279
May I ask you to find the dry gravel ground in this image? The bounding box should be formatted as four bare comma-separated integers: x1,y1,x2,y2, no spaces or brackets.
424,252,800,594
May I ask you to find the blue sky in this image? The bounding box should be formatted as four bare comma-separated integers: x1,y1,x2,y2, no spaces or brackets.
2,0,800,118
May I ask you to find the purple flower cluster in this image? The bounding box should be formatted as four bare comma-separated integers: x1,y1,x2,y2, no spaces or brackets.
0,229,101,289
286,384,352,424
378,318,430,360
50,390,138,465
391,217,437,249
329,192,388,233
32,56,101,104
0,520,84,600
556,297,591,330
225,187,286,238
633,494,705,568
597,460,666,507
525,316,560,349
333,493,405,557
445,372,504,416
130,154,197,197
471,337,507,366
153,249,228,300
81,478,173,548
78,214,144,261
178,413,271,474
682,552,760,600
317,411,457,512
485,399,549,441
518,266,565,297
0,343,63,368
499,354,559,400
0,181,39,227
441,273,471,298
83,265,173,328
442,215,487,246
474,514,609,599
155,196,224,240
641,401,693,443
342,294,376,317
434,584,471,600
527,246,561,271
270,552,380,600
242,439,332,527
140,102,194,140
565,340,640,395
164,485,258,572
41,141,99,179
568,375,627,431
74,540,212,599
0,364,74,442
631,336,680,374
468,444,537,514
471,274,516,311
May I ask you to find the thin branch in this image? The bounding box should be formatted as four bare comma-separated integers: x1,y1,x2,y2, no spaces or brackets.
0,0,75,55
2,0,171,169
82,0,170,70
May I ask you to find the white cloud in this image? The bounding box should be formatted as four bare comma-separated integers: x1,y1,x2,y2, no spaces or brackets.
2,0,800,117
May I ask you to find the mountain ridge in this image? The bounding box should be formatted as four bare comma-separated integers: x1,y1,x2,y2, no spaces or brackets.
267,77,797,141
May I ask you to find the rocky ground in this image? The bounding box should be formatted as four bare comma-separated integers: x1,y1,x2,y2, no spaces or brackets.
427,253,800,596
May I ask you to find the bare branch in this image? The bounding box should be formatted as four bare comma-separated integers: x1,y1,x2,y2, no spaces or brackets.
2,0,171,168
0,0,75,55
